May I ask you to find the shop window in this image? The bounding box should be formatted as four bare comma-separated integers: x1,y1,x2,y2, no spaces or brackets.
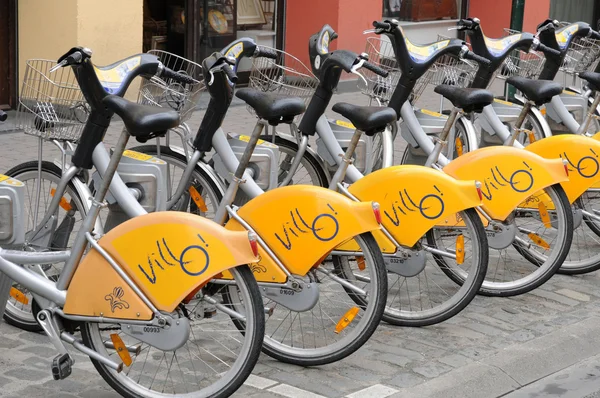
383,0,462,22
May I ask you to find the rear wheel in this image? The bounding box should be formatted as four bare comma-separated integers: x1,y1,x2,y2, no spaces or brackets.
81,265,264,398
3,161,86,332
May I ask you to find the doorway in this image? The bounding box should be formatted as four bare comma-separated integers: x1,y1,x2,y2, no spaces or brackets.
0,0,17,109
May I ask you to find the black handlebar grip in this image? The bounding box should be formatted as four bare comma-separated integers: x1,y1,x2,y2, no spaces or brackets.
162,68,197,85
464,51,492,67
591,30,600,40
0,110,7,122
255,46,278,59
222,64,239,84
363,61,389,78
536,43,561,57
372,21,391,30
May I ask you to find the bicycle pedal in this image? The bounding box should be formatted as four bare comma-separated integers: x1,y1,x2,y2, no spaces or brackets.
51,353,72,380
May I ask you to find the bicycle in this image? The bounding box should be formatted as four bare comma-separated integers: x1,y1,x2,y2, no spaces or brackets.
1,47,266,398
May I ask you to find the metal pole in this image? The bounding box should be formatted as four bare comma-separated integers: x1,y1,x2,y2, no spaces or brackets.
508,0,525,100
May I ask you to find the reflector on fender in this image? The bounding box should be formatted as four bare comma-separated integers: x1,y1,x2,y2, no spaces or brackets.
528,233,550,249
10,287,28,305
538,202,551,228
335,307,360,334
189,186,208,212
110,333,132,367
456,234,465,265
357,256,366,271
528,131,537,144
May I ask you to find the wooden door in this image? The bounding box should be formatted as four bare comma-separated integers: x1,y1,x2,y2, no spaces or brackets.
0,0,16,109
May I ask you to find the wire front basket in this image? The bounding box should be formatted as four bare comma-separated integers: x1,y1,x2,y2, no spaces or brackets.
360,37,401,104
362,36,477,105
561,36,600,75
491,29,545,84
248,48,318,118
138,50,204,123
16,60,88,142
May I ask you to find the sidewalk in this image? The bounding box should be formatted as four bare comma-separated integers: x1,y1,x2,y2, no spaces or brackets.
1,86,599,398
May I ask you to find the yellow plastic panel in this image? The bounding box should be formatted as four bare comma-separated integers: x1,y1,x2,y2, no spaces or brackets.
443,146,568,221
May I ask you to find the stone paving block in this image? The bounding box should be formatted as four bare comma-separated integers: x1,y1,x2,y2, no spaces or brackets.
269,383,327,398
346,384,398,398
412,362,453,379
387,371,427,388
529,289,580,307
555,288,591,302
4,367,49,381
437,353,471,368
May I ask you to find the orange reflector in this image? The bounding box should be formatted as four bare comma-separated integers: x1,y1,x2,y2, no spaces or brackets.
10,287,28,305
455,137,464,157
456,234,465,265
528,131,537,143
189,186,208,212
540,107,547,115
110,334,132,367
335,307,360,334
538,202,551,228
528,233,550,249
357,256,366,271
50,188,72,212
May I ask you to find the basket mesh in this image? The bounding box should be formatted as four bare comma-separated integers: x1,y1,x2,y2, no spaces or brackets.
16,60,88,142
138,50,204,123
489,29,545,84
560,36,600,75
248,48,318,119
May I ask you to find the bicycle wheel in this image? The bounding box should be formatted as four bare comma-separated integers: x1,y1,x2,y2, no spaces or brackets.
81,265,264,398
260,232,387,366
4,161,86,331
259,135,329,187
381,208,487,326
443,184,573,296
130,145,223,217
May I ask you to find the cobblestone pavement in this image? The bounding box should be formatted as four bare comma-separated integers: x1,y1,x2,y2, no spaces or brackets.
1,86,600,398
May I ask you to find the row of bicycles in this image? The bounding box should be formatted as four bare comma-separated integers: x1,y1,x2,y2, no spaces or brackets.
0,15,599,398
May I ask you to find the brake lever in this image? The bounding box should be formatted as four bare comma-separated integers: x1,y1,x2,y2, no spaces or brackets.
351,59,368,87
49,59,68,73
363,28,378,34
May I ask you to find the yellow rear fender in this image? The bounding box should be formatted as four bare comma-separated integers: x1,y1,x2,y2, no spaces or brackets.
443,146,569,221
348,165,482,247
526,134,600,202
226,185,380,278
64,212,257,316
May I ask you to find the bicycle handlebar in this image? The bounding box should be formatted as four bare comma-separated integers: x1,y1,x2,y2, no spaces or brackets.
254,46,278,59
463,50,492,67
535,42,561,57
372,20,392,32
458,18,480,30
0,110,7,122
161,67,197,85
222,64,238,84
363,61,389,78
590,30,600,40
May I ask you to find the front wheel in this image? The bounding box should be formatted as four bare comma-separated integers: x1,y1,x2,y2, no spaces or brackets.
81,265,265,398
261,232,387,366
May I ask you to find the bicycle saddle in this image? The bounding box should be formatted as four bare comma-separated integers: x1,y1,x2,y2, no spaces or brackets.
103,95,180,141
579,72,600,92
433,85,493,113
506,76,562,106
331,103,397,136
235,88,305,125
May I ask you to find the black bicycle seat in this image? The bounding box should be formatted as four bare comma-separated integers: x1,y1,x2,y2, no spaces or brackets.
580,72,600,92
235,88,305,125
506,76,562,106
331,103,397,136
434,85,494,113
103,95,180,141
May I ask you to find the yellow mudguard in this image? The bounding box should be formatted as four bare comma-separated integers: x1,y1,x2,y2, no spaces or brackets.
526,134,600,203
443,146,569,221
348,165,482,247
225,185,380,282
64,212,256,317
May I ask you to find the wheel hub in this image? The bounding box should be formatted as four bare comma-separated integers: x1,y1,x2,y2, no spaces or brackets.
486,221,517,250
384,249,426,277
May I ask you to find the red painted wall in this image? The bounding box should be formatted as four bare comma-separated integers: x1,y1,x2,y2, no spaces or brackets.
523,0,550,33
468,0,512,38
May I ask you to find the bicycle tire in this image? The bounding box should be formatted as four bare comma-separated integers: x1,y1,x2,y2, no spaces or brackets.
3,161,86,332
81,265,265,398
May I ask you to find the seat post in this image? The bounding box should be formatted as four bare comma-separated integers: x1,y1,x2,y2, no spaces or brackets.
504,101,533,146
425,107,460,168
329,129,363,190
576,91,600,136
